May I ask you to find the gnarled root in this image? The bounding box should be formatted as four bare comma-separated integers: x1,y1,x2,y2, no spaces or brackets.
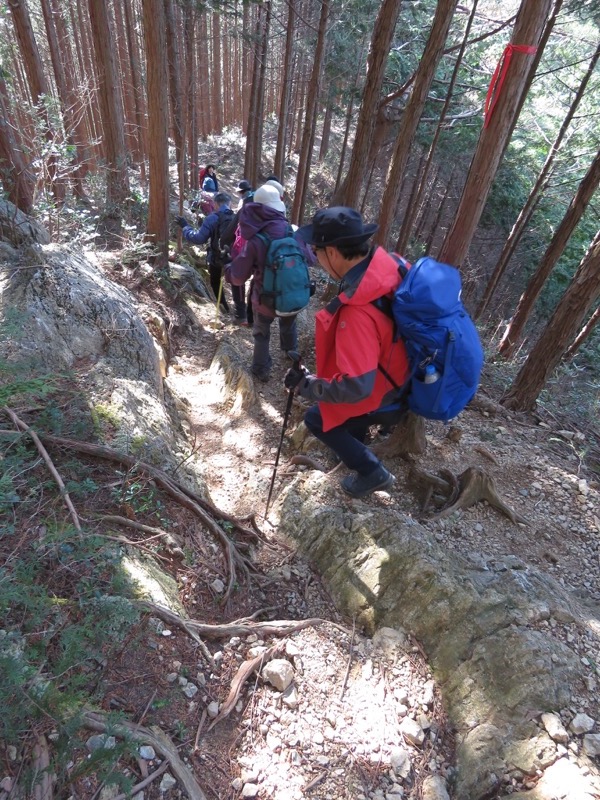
411,466,529,525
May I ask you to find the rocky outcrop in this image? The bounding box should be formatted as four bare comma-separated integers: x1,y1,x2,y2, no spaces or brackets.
276,472,600,799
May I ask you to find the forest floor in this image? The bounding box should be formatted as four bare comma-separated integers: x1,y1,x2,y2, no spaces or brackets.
85,237,600,800
2,141,600,799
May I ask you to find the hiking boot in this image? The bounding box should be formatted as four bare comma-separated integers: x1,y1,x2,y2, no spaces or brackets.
341,464,395,498
251,368,270,383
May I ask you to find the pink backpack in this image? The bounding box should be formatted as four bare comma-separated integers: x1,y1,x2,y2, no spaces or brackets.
231,224,247,258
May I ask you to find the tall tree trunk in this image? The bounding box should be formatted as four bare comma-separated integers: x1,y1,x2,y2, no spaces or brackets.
333,0,402,207
41,0,90,200
376,0,459,247
0,77,35,213
164,0,184,178
273,0,296,180
8,0,62,203
438,0,554,267
212,11,223,133
424,168,455,254
184,2,198,190
395,0,479,254
499,148,600,357
141,0,169,268
88,0,130,227
564,305,600,360
244,1,270,185
241,1,252,131
73,0,102,167
123,0,147,181
475,38,600,320
197,14,210,139
291,0,329,225
502,230,600,410
112,0,137,158
319,98,333,161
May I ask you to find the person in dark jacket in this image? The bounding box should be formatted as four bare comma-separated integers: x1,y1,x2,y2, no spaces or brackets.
224,184,313,381
220,180,255,325
176,193,233,312
201,164,219,193
285,207,409,498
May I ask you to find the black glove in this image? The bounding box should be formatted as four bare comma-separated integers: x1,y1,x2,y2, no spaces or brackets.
175,215,189,229
284,365,308,390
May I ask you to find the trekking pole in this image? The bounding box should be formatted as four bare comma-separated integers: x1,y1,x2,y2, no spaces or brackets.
264,351,302,519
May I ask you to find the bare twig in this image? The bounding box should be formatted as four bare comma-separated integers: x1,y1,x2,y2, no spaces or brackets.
111,761,169,800
81,710,208,800
3,407,82,533
193,708,208,751
339,617,356,701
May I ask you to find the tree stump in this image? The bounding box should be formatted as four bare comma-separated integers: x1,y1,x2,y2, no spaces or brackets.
410,465,529,525
372,411,426,459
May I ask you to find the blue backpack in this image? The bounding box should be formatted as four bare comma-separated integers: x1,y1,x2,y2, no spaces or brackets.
375,256,484,422
257,226,311,317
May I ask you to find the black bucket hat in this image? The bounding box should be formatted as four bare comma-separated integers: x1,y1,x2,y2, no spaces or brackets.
236,179,253,193
297,207,378,247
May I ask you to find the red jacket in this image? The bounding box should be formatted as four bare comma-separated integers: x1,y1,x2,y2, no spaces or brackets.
302,247,409,432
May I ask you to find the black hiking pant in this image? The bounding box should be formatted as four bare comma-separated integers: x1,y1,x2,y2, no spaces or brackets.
208,258,229,312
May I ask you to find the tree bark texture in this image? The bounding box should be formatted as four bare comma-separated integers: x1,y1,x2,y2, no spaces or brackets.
476,36,599,320
439,0,554,267
333,0,402,208
291,0,329,225
395,0,479,255
0,77,35,213
273,0,297,180
376,0,459,248
142,0,170,266
88,0,130,218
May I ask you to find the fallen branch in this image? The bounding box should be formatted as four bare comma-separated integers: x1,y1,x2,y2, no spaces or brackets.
3,407,82,533
32,734,54,800
111,761,168,800
81,710,208,800
207,642,285,731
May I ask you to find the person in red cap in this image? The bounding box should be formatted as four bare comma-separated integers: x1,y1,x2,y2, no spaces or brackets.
287,207,409,498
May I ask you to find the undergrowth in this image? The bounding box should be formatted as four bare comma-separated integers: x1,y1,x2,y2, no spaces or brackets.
0,366,152,794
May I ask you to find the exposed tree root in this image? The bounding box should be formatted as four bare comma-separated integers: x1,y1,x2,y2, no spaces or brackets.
0,428,263,600
81,711,208,800
135,601,215,668
207,642,285,731
135,600,343,640
372,412,426,459
411,466,529,525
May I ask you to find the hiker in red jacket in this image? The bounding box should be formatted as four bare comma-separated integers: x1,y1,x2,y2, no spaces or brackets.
287,207,409,498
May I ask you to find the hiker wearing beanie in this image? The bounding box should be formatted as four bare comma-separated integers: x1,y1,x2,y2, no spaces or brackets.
224,184,314,382
285,207,409,498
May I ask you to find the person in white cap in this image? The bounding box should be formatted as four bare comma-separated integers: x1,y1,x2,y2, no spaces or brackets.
224,184,313,382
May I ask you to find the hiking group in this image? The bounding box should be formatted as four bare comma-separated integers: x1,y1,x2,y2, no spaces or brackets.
176,181,483,500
